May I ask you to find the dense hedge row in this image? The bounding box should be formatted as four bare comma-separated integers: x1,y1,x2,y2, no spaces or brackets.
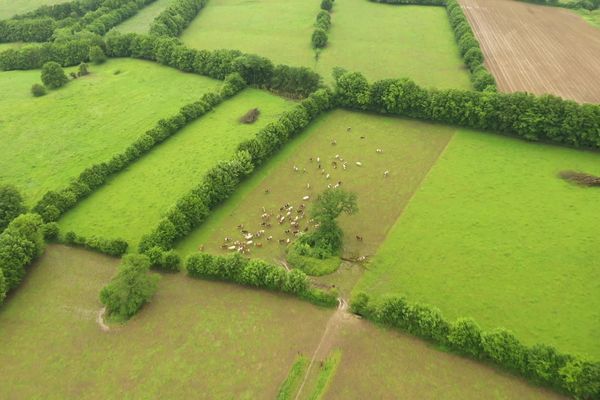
32,77,244,223
519,0,599,10
367,0,496,91
137,88,335,256
186,253,338,307
0,214,45,305
62,231,129,256
312,1,334,50
68,0,157,36
149,0,207,37
351,292,600,399
0,17,57,43
11,0,104,20
334,71,600,148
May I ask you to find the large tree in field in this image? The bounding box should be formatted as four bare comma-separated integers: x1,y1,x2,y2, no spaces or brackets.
0,184,26,232
296,188,358,258
41,61,68,89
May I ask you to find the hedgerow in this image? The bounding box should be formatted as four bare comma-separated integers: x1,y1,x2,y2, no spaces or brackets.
185,252,338,307
312,1,334,50
351,292,600,399
32,78,244,223
334,70,600,148
137,89,335,256
0,213,45,305
62,231,129,257
149,0,207,37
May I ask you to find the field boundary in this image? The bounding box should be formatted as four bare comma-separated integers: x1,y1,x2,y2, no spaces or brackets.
366,0,497,91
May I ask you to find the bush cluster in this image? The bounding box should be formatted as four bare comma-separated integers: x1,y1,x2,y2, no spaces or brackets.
520,0,599,10
0,184,26,232
0,214,45,305
149,0,207,37
185,253,338,307
41,61,69,89
33,84,237,223
138,89,335,256
351,292,600,399
0,18,57,43
62,231,128,256
334,71,600,149
72,0,157,36
100,254,159,321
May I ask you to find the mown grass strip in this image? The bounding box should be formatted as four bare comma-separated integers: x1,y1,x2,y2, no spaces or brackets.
277,356,310,400
306,350,341,400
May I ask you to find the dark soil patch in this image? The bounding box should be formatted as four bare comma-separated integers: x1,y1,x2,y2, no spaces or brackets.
559,170,600,187
240,108,260,124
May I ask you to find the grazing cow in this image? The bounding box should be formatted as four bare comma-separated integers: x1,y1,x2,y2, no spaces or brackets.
278,239,286,244
331,139,337,146
335,154,340,160
356,161,363,167
376,148,383,154
293,165,299,172
317,157,321,163
342,163,347,170
228,245,237,251
237,224,244,229
306,183,311,189
255,242,263,248
347,127,352,132
360,136,366,139
264,188,270,194
224,237,232,242
267,235,273,241
332,161,338,169
326,173,331,179
384,170,389,178
303,195,310,201
356,235,364,241
221,244,229,249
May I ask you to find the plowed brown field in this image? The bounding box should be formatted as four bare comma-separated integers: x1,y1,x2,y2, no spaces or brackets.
459,0,600,104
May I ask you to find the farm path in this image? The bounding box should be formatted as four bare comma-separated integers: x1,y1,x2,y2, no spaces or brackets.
293,297,356,400
459,0,600,103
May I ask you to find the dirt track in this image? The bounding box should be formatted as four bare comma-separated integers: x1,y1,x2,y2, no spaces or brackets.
459,0,600,103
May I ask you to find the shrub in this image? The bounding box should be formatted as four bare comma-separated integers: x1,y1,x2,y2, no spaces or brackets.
42,222,59,241
99,254,159,321
89,45,106,64
0,213,44,292
78,62,89,76
41,61,68,89
149,0,208,37
31,83,47,97
0,185,26,232
321,0,334,11
311,29,328,49
315,10,331,30
447,318,484,358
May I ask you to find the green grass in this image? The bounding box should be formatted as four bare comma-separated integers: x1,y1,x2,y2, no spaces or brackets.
0,58,219,205
0,245,333,398
326,319,567,400
59,90,295,248
112,0,172,34
575,8,600,29
356,129,600,359
0,0,66,19
306,349,341,400
180,0,471,88
176,110,456,268
276,356,309,400
315,0,471,88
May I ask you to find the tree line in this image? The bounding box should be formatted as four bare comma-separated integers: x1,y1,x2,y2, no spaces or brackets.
186,252,338,307
312,0,334,50
136,89,335,265
334,69,600,149
351,292,600,400
149,0,207,37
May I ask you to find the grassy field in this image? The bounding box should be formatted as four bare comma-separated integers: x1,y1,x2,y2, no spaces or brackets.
0,58,219,205
325,317,567,400
0,0,65,19
315,0,471,88
356,129,600,359
176,110,456,273
180,0,471,88
112,0,172,34
59,90,295,248
0,245,333,399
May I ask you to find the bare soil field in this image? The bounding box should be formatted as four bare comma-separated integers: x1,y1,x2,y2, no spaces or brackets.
460,0,600,103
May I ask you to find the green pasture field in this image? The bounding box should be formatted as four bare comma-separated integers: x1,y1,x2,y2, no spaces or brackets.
0,0,65,19
176,109,455,271
315,0,471,89
180,0,471,88
112,0,172,34
356,129,600,359
575,8,600,29
0,58,219,205
0,245,333,399
59,89,295,247
325,317,568,400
